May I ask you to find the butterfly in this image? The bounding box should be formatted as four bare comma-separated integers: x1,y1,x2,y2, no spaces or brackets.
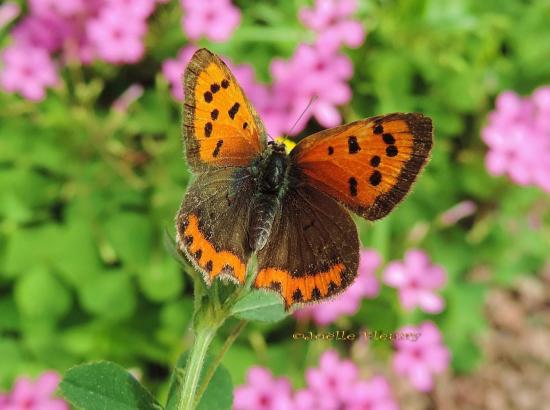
176,49,433,311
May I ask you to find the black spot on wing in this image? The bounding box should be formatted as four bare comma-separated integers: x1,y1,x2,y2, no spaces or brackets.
370,170,382,186
228,102,240,119
348,177,358,196
348,136,361,154
370,155,381,167
386,145,398,157
213,140,223,157
204,91,212,103
269,281,282,292
303,219,315,231
193,249,202,260
204,122,212,138
311,287,321,300
382,133,395,144
292,288,303,302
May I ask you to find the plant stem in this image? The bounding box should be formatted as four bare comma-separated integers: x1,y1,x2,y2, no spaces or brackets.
178,326,217,410
194,320,248,405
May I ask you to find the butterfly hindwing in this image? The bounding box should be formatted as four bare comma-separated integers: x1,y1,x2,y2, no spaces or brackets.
290,113,433,220
253,185,359,311
184,48,267,171
176,167,254,285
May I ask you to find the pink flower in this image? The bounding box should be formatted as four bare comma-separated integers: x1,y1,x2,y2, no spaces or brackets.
383,249,446,314
5,0,158,67
0,371,68,410
292,389,317,410
235,351,400,410
294,249,381,325
438,200,477,226
233,367,294,410
162,45,197,101
86,8,147,64
393,321,451,392
228,62,271,121
181,0,241,42
347,376,399,410
305,350,358,409
28,0,86,17
12,14,74,53
300,0,366,52
482,87,550,193
112,84,144,112
103,0,157,18
0,2,20,30
0,45,58,101
268,44,353,135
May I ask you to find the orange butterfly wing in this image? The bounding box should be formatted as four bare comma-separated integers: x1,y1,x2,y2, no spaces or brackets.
290,113,433,220
183,48,267,171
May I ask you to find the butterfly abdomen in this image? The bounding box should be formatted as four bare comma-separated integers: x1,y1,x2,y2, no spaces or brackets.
248,193,280,251
248,142,290,251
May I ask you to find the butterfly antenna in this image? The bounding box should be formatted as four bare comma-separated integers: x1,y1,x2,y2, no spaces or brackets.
287,96,317,137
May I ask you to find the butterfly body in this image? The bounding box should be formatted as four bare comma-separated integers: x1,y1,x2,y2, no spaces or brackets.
247,141,291,251
177,49,433,311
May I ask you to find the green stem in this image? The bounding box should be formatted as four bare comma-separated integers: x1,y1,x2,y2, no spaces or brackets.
178,326,217,410
194,320,247,405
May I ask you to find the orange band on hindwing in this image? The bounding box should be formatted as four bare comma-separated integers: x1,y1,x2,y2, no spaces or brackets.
179,213,246,284
255,264,346,309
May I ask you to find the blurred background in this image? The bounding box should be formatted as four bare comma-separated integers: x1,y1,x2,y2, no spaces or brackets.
0,0,549,409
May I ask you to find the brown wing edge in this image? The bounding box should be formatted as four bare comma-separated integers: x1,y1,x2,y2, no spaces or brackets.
182,48,268,171
360,113,433,220
182,49,208,171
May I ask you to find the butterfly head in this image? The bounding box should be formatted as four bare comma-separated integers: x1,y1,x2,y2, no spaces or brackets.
267,139,288,154
247,141,289,195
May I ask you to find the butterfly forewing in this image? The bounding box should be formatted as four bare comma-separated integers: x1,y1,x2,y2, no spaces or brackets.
184,48,267,171
290,113,432,220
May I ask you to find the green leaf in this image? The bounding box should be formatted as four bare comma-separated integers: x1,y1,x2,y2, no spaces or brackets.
166,353,233,410
14,267,71,320
79,271,136,321
231,290,287,322
139,256,183,302
60,361,162,410
54,221,103,285
3,225,63,277
0,337,25,388
103,212,153,269
0,297,20,332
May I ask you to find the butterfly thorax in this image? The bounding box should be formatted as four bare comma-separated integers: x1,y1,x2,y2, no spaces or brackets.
248,141,290,252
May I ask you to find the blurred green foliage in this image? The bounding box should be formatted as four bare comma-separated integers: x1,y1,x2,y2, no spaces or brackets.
1,0,550,394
